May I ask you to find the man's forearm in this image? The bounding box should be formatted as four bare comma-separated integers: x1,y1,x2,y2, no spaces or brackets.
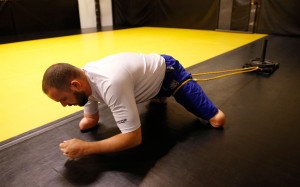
84,127,142,155
60,127,142,159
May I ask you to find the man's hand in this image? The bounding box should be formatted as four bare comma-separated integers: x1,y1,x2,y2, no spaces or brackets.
59,127,142,159
59,139,88,159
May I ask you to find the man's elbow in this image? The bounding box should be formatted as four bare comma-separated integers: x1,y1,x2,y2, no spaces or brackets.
128,127,142,148
134,134,142,146
79,112,99,131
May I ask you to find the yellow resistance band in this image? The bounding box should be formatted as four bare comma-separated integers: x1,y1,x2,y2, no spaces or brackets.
173,66,259,95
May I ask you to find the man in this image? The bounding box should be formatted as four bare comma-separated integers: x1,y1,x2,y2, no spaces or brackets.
42,52,225,159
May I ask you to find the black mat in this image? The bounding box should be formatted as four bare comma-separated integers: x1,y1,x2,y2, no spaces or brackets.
1,35,300,187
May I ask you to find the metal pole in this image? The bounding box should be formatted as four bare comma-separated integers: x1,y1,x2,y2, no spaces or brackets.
261,39,268,63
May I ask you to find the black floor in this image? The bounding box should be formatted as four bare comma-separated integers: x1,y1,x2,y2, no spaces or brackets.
1,35,300,187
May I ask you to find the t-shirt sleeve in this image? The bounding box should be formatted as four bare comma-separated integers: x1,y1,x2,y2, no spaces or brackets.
83,100,99,115
102,78,141,133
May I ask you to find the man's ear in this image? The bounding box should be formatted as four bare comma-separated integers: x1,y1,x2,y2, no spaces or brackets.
70,80,82,91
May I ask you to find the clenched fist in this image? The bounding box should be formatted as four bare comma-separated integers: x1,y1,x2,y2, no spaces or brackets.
59,138,88,159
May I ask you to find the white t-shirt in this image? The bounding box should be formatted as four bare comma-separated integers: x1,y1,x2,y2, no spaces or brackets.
82,52,166,133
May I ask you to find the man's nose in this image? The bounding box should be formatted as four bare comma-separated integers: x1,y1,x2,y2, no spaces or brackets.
60,102,67,107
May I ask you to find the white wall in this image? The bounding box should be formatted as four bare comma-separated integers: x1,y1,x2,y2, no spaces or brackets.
78,0,113,29
78,0,97,29
99,0,113,27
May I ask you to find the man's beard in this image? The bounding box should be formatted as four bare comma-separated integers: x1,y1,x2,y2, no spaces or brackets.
73,91,89,106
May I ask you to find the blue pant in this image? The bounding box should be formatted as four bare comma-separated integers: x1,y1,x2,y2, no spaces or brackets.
157,54,218,120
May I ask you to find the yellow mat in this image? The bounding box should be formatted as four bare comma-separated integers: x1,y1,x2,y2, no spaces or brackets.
0,27,266,142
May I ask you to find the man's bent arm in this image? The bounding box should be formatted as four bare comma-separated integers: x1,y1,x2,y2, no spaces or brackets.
86,127,142,154
79,112,99,130
60,127,142,159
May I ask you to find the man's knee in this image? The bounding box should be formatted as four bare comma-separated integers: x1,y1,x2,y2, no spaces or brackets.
209,109,225,128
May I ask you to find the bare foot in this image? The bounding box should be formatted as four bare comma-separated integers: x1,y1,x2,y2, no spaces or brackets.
209,109,225,128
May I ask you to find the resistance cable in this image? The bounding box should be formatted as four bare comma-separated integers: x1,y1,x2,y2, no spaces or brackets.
173,66,259,95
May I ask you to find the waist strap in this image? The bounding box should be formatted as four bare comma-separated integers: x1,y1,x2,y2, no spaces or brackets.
172,78,194,96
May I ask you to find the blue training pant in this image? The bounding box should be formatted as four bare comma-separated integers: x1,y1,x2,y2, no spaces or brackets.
157,54,218,120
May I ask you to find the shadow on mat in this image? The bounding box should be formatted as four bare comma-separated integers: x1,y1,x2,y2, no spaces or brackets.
61,101,214,185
